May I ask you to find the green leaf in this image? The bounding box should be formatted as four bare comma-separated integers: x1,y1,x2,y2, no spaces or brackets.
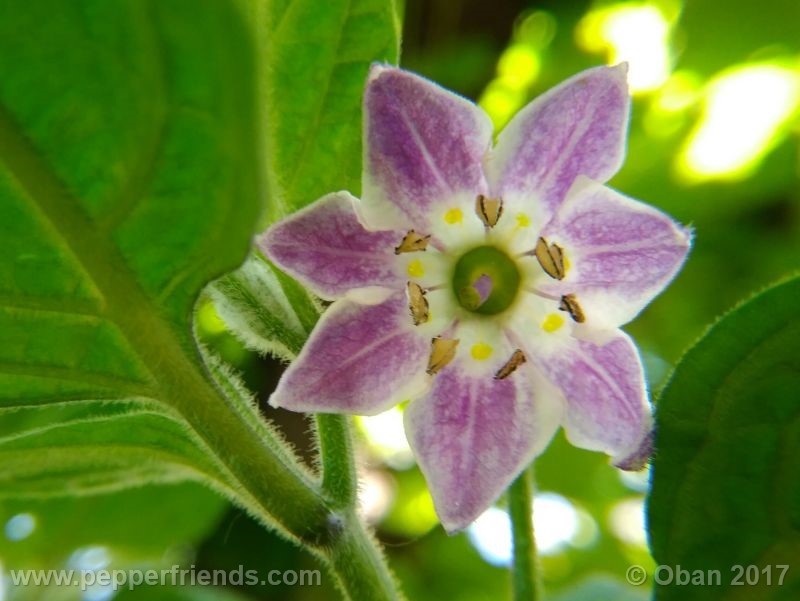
0,3,408,598
256,0,402,219
0,0,258,493
0,0,327,541
648,275,800,600
0,399,228,496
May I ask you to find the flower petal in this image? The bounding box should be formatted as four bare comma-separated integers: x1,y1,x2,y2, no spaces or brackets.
489,64,630,225
529,328,652,467
258,192,403,300
538,177,692,328
405,350,563,533
360,64,494,234
270,293,430,415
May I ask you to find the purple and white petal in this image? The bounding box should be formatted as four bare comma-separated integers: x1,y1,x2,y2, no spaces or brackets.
270,293,430,415
530,328,653,468
615,430,653,471
405,354,563,533
537,177,692,328
360,64,494,234
258,192,404,301
488,65,630,225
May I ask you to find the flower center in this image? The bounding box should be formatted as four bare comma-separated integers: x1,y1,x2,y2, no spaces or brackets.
452,246,520,315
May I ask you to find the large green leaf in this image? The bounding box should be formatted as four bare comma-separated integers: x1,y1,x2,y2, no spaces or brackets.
0,399,227,495
0,2,408,598
0,0,327,533
255,0,402,219
648,275,800,600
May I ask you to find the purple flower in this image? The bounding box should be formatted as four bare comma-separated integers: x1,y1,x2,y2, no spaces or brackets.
259,64,691,533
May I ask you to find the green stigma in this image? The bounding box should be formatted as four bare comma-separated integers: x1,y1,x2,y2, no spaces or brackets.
452,246,520,315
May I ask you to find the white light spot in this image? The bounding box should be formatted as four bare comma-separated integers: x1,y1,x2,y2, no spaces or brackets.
533,493,579,555
83,584,117,601
468,507,512,566
356,407,414,469
678,63,800,181
358,469,395,524
609,496,648,546
577,4,673,93
68,546,112,571
619,465,651,493
4,513,36,541
468,492,581,566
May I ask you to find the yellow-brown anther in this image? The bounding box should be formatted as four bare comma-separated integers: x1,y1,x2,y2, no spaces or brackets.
407,282,429,325
494,349,526,380
427,337,459,375
559,293,585,323
395,230,431,254
534,236,565,280
475,194,504,227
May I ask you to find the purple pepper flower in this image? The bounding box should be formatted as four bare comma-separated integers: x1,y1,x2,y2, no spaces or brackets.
259,64,691,533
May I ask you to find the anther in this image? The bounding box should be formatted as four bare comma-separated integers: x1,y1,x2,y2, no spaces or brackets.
475,194,504,227
494,349,526,380
395,230,431,254
406,282,429,325
534,237,566,280
427,337,459,375
558,293,585,323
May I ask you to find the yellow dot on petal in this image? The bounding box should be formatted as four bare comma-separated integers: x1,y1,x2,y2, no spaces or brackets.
471,342,493,360
407,259,425,278
541,313,565,333
444,208,463,224
515,213,531,228
562,254,571,273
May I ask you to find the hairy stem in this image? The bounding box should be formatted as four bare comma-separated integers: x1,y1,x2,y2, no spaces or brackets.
204,246,404,598
326,511,405,601
316,413,358,508
200,329,401,599
508,467,541,601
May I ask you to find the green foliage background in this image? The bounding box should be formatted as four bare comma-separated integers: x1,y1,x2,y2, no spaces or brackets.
1,0,799,600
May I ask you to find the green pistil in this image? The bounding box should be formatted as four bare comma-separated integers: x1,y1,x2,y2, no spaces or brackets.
452,246,520,315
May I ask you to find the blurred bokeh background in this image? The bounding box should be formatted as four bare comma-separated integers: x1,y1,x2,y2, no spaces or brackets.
3,0,799,599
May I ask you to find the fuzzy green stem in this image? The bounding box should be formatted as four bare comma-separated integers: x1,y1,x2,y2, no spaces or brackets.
202,348,403,600
314,413,404,598
325,512,405,601
508,467,541,601
316,413,358,508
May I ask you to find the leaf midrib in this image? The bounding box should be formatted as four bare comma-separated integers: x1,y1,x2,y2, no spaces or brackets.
0,103,198,403
0,93,327,539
